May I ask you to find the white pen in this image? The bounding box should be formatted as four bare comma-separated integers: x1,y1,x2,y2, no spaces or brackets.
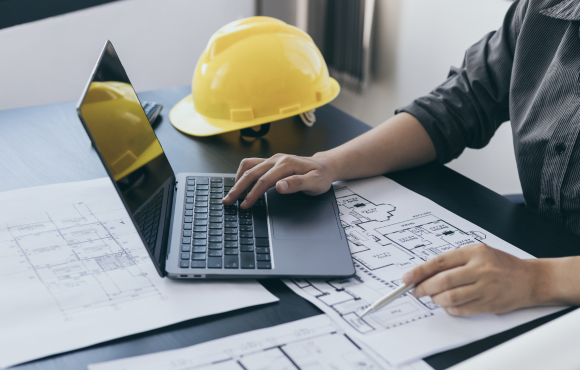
360,283,416,317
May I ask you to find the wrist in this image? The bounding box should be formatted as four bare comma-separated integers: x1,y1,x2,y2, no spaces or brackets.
313,151,341,182
527,258,559,306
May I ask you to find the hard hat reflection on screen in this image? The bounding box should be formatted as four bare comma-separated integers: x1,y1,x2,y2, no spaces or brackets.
81,81,163,181
170,16,340,137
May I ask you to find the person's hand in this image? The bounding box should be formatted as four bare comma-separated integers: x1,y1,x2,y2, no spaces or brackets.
402,243,540,316
222,153,337,209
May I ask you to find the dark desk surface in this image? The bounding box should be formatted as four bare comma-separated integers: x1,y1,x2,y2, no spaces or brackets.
2,86,579,370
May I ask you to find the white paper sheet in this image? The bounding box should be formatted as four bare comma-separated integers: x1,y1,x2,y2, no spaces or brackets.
283,176,565,365
88,314,433,370
449,308,580,370
0,178,278,369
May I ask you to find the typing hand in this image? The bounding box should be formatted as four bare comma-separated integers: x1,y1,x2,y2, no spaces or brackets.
222,153,337,209
403,244,538,316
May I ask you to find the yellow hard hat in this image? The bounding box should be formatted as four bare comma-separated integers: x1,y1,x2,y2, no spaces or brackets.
169,16,340,137
81,81,164,181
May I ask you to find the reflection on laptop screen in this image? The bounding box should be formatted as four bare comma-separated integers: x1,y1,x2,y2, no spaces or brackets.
77,41,174,274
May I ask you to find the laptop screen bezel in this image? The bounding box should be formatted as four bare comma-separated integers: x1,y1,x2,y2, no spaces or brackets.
76,40,174,277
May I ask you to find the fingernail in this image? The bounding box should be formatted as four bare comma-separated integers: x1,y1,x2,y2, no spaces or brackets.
402,272,414,285
278,180,288,192
240,201,247,209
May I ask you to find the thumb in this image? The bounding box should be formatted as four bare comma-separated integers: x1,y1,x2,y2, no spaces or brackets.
276,172,330,196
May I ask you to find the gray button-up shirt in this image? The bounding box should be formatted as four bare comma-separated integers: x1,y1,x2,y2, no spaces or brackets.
397,0,580,235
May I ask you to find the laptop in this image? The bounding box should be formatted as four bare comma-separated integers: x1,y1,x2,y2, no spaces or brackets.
76,41,355,279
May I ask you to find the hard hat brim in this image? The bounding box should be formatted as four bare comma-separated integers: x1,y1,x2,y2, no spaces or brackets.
169,78,340,137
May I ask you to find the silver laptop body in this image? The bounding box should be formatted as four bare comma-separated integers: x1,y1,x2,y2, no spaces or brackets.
76,41,355,279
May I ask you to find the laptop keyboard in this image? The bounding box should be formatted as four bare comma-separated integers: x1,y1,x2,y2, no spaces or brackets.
179,177,272,270
135,189,164,255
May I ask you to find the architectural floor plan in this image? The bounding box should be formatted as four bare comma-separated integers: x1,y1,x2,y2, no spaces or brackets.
284,176,564,365
0,178,277,369
89,315,433,370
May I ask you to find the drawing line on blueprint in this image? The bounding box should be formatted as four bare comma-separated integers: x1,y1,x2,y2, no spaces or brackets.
290,185,487,334
1,202,161,319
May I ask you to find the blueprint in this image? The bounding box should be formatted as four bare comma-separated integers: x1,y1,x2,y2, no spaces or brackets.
0,178,278,369
284,176,565,365
89,315,433,370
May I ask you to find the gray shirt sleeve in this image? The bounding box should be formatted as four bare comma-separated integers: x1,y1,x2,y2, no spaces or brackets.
396,0,524,163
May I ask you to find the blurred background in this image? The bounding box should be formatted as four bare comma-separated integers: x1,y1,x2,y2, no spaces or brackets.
0,0,520,195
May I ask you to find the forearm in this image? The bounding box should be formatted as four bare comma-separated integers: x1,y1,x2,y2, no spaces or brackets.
532,256,580,306
314,112,437,181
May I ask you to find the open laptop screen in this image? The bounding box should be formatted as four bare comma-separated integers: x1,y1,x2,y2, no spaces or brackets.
77,41,174,275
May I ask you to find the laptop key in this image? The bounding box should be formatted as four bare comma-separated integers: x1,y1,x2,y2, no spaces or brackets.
256,254,270,261
185,210,193,216
224,228,237,234
209,229,222,236
194,207,208,213
208,250,222,257
186,197,194,203
255,238,269,247
192,253,206,260
180,260,189,268
240,238,253,245
208,257,223,268
209,199,222,204
186,191,194,197
209,211,223,217
225,241,238,248
183,230,192,237
191,260,205,268
185,204,193,210
194,219,207,226
210,182,223,188
239,219,252,225
225,222,237,228
209,205,223,210
209,222,223,229
193,239,206,246
240,245,254,252
187,185,195,191
224,209,237,215
224,215,237,221
210,217,223,223
239,225,252,231
193,226,207,232
181,244,191,252
187,179,195,185
196,177,209,184
197,196,208,201
256,247,270,254
195,201,208,207
210,188,222,193
181,252,190,260
196,184,209,190
192,246,206,253
184,216,193,223
257,261,272,269
224,255,239,269
211,177,222,183
224,248,239,255
183,223,192,230
240,232,253,238
224,178,235,186
210,193,222,199
240,252,256,269
194,213,208,219
253,206,268,238
208,243,222,250
182,237,191,244
209,236,223,242
193,232,207,239
225,234,238,241
195,190,209,196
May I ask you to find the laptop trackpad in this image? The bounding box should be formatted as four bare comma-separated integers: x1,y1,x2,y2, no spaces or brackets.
269,200,342,240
